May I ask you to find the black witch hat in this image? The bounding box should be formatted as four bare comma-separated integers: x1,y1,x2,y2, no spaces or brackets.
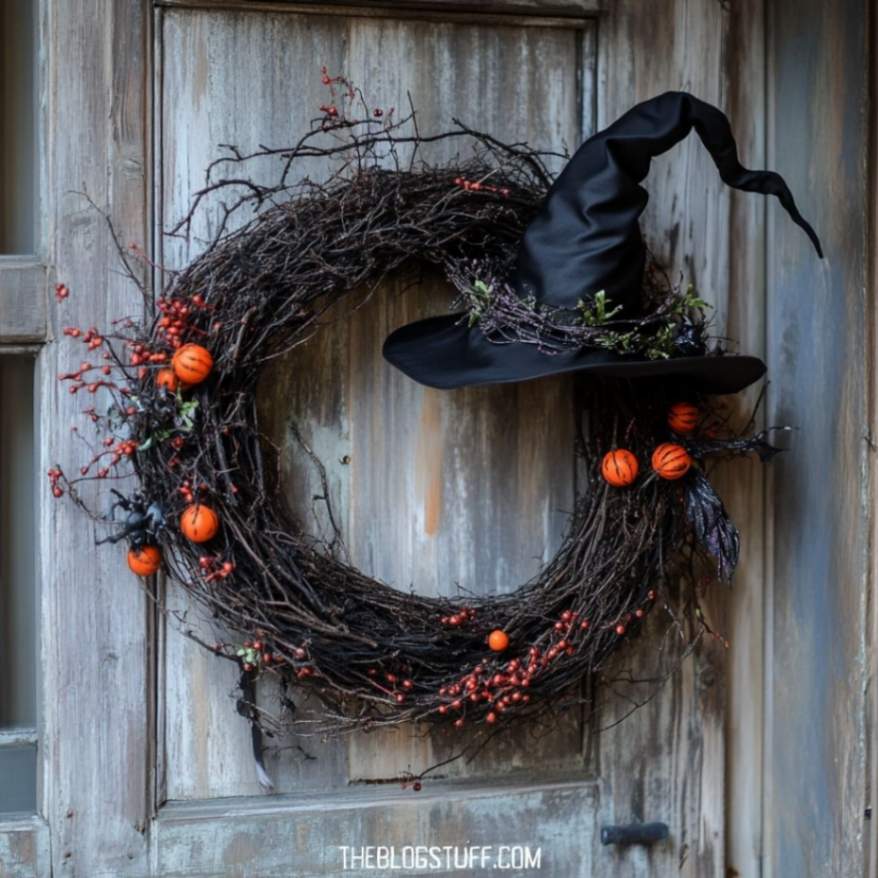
383,92,823,394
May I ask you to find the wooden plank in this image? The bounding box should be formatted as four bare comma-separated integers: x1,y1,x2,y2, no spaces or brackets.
39,0,151,874
158,5,593,802
869,8,878,877
721,2,767,875
593,1,771,874
0,0,37,255
0,729,38,748
0,259,47,342
157,0,603,23
765,0,870,875
152,778,599,876
0,816,51,878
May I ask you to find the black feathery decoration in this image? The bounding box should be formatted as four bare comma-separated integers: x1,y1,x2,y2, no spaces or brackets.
685,470,741,581
686,427,789,462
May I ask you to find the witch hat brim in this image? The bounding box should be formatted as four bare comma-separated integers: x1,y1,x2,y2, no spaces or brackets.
383,313,766,395
382,92,822,395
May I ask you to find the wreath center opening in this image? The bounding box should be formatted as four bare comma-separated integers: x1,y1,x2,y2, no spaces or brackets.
258,278,574,597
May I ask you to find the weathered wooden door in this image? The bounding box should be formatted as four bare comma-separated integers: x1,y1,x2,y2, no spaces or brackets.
149,4,733,875
5,0,870,876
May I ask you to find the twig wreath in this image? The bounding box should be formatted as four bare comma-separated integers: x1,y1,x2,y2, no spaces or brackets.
52,79,817,775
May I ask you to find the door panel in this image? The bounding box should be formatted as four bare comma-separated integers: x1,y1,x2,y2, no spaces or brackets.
153,780,600,877
147,2,747,875
158,5,594,801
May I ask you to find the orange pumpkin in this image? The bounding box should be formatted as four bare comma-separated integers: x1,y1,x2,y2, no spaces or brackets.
172,343,214,385
651,443,692,480
601,449,639,487
127,545,161,576
667,402,700,434
156,367,179,392
180,503,220,543
487,629,510,652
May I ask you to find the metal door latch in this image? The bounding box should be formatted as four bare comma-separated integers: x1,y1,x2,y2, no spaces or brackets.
600,822,669,846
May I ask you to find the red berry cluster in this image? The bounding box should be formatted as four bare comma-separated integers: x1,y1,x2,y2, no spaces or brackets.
365,667,415,705
60,325,104,352
238,638,285,673
54,283,70,301
47,467,64,498
83,437,138,476
58,357,121,395
288,644,313,679
128,341,167,368
177,478,207,504
198,554,236,583
427,597,655,730
318,67,362,120
439,606,477,627
453,177,510,197
545,608,586,656
437,656,535,728
612,588,657,636
155,293,209,350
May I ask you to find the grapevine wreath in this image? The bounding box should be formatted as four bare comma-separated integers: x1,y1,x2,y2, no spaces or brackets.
53,84,822,778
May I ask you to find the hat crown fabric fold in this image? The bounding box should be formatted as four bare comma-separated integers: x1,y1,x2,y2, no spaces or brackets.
512,90,823,313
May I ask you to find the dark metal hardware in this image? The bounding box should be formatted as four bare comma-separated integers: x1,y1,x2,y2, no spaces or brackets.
600,822,669,846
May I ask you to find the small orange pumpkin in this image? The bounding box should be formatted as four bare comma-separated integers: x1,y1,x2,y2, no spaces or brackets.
601,449,639,487
651,442,692,480
156,367,179,392
667,402,700,434
172,343,214,385
127,545,161,576
180,504,220,543
487,629,510,652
